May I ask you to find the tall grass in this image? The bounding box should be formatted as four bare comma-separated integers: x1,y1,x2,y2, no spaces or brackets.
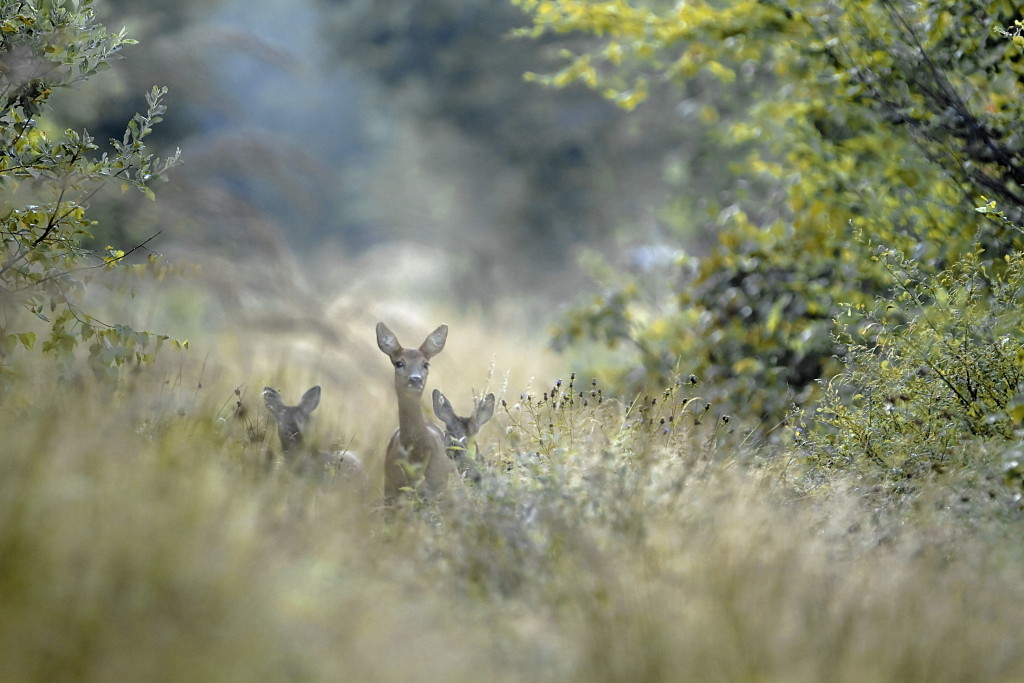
2,334,1023,682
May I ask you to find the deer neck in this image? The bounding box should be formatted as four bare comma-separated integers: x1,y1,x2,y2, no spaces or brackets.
396,391,436,460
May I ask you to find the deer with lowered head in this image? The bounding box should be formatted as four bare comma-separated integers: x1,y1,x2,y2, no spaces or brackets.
376,321,460,501
432,389,495,484
262,385,365,484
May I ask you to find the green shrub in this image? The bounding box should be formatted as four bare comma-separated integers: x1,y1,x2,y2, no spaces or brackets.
800,249,1024,499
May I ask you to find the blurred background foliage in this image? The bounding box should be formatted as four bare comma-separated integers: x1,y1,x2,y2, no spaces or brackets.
8,0,1024,435
16,0,744,373
50,0,719,315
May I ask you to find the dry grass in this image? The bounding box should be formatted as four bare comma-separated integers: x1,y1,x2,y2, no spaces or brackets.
2,269,1024,682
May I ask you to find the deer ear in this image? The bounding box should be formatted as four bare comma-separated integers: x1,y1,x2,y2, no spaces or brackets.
263,387,286,419
432,388,457,426
420,324,448,359
376,322,401,358
299,385,321,414
475,393,496,427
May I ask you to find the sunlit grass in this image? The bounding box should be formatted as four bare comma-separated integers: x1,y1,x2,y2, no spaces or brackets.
2,276,1024,681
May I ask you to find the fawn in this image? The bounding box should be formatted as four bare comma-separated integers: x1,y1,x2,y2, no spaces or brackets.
262,385,365,483
432,389,495,484
376,321,459,501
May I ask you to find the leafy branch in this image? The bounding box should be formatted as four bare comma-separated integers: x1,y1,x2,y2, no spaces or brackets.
0,1,183,381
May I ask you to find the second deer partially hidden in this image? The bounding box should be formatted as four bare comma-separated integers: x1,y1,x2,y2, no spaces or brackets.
432,389,495,484
263,385,365,485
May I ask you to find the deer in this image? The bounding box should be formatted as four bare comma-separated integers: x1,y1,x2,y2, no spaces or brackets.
432,389,495,484
262,385,365,484
376,321,460,501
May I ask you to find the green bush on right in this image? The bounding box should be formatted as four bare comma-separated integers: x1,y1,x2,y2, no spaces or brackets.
799,247,1024,501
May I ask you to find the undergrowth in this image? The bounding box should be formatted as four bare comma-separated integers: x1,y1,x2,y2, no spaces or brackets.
800,250,1024,514
1,356,1023,682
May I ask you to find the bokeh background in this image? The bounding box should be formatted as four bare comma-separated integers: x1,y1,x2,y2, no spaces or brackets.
60,0,711,340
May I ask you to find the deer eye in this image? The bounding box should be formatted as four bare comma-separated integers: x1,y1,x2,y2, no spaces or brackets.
423,361,430,370
394,360,405,369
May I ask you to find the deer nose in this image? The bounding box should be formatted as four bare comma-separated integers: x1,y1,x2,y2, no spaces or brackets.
407,373,424,388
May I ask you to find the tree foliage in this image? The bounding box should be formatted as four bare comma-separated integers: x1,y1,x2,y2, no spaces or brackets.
517,0,1024,422
0,0,181,381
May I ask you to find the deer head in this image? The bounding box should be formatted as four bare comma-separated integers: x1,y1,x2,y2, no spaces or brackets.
263,385,321,453
376,322,448,397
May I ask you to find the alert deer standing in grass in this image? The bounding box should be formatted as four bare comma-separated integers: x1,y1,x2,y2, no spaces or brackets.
432,389,495,484
376,322,460,501
262,385,365,484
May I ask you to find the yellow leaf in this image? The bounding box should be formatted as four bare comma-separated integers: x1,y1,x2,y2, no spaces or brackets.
732,357,764,374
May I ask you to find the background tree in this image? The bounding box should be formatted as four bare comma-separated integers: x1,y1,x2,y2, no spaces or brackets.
517,0,1024,423
0,0,181,381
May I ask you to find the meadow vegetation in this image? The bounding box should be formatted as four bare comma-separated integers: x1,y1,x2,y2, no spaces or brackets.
4,328,1024,682
4,1,1024,681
